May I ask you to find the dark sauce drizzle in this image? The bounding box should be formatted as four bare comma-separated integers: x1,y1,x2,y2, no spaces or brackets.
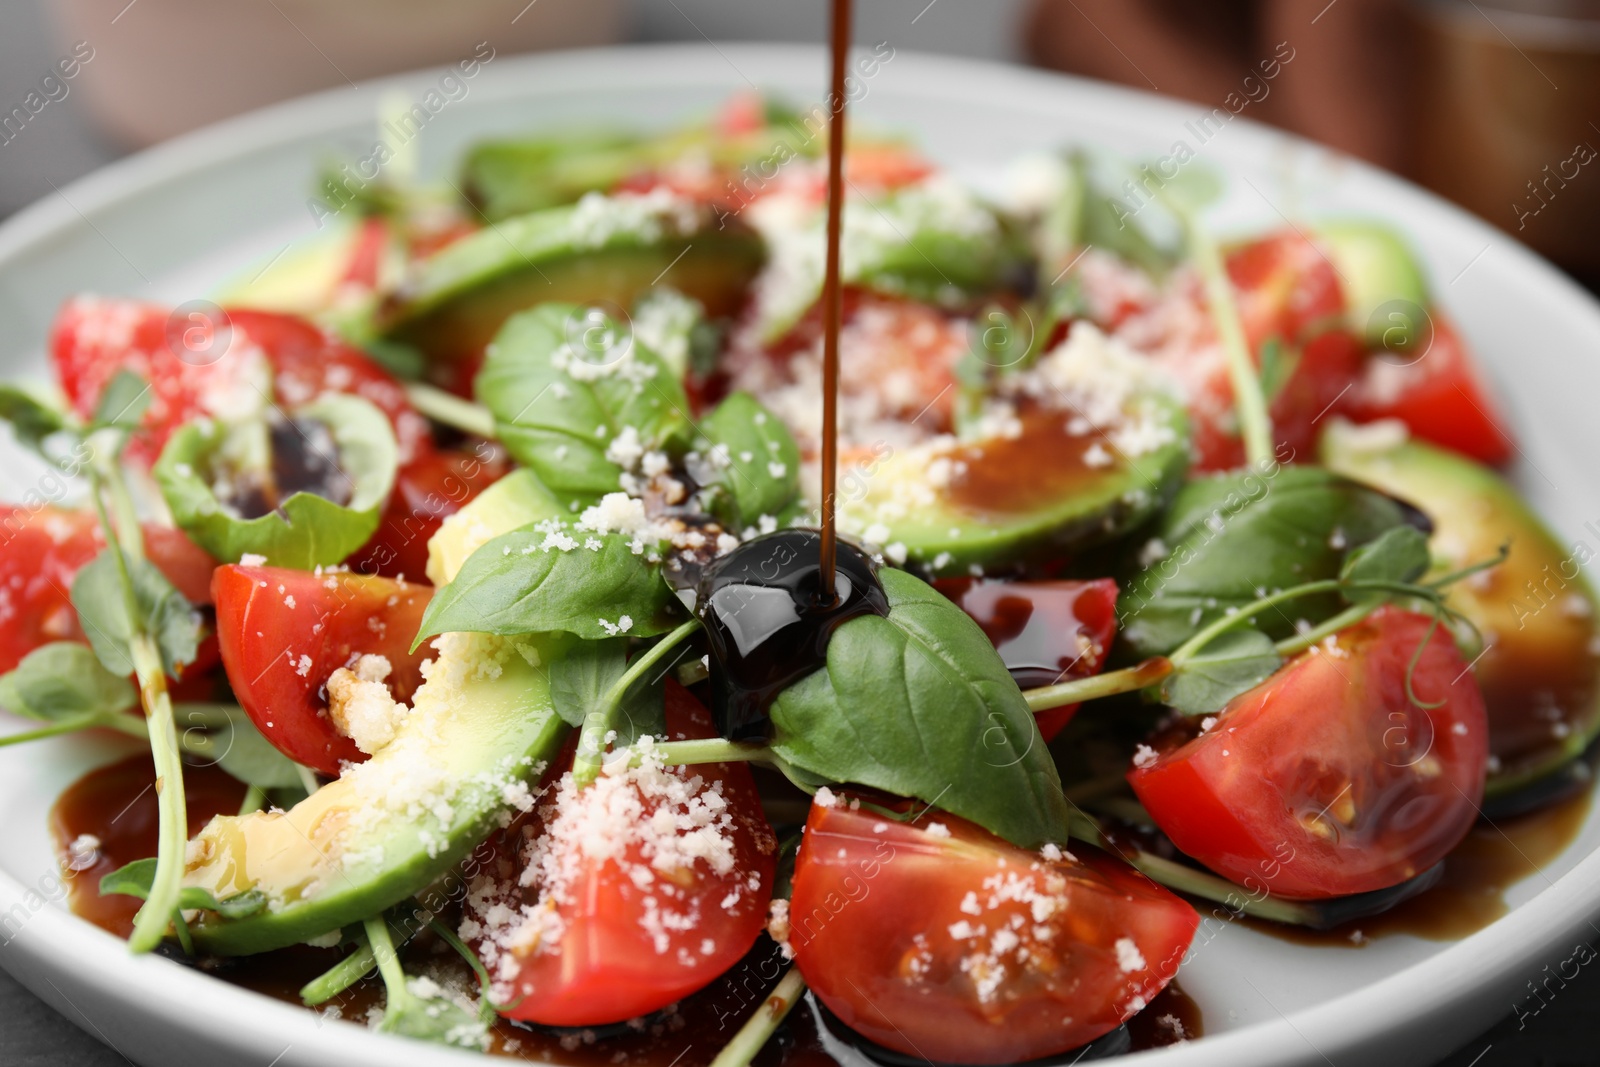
697,530,888,740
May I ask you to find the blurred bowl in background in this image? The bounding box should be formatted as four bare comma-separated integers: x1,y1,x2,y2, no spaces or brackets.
1410,0,1600,284
40,0,623,147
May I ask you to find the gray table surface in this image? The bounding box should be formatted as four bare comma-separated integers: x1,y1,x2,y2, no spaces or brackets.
2,0,1598,1063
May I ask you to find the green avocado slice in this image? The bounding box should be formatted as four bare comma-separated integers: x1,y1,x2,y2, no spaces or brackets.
182,473,572,956
1322,420,1600,802
837,346,1189,577
1313,220,1430,350
379,194,766,366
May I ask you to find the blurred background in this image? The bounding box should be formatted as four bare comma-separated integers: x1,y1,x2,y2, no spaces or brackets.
1,1,1599,1065
3,0,1599,288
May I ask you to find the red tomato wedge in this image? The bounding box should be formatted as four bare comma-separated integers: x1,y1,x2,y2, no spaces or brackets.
1226,231,1346,348
349,446,509,581
1130,607,1489,900
210,564,431,775
465,680,776,1027
1346,317,1515,466
0,506,216,673
51,299,431,465
934,578,1118,740
788,794,1198,1064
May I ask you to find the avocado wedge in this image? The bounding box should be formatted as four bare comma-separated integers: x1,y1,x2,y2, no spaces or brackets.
837,326,1190,577
1314,221,1430,350
380,193,766,366
1322,419,1600,804
182,473,571,956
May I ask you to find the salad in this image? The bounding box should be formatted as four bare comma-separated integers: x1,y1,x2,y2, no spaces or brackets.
1,91,1595,1066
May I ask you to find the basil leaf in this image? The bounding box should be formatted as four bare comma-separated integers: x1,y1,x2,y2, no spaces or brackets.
549,637,666,741
100,858,267,918
415,524,680,646
768,569,1069,850
91,369,153,432
1160,629,1283,716
0,642,136,723
1340,525,1431,590
154,393,398,569
475,303,692,505
70,548,201,677
691,392,801,529
0,385,72,453
1118,465,1417,658
632,288,718,380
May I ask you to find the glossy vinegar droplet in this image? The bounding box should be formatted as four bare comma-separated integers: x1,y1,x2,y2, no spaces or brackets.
696,529,889,740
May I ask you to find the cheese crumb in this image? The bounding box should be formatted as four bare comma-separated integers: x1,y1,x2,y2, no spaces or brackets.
327,654,408,755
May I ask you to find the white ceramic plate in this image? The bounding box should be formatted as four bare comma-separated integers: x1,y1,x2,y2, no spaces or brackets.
1,42,1598,1067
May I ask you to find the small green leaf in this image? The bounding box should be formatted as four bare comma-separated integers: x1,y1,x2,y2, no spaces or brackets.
0,384,72,454
91,370,152,432
692,392,801,529
1341,525,1431,590
768,569,1068,850
475,303,692,506
1154,161,1224,215
100,858,267,918
549,636,666,740
192,707,309,790
99,858,158,900
415,523,680,646
1160,629,1283,715
70,549,201,677
1257,337,1300,404
380,981,487,1049
1118,466,1420,658
0,642,136,723
154,393,398,569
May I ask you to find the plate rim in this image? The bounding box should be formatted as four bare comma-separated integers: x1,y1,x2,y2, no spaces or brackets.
2,40,1599,1067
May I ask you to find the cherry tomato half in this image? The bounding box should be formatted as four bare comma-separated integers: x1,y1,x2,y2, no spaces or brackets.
210,564,431,775
1346,317,1515,466
934,577,1119,740
0,505,216,673
789,793,1198,1064
51,299,431,465
1130,607,1489,899
467,680,776,1027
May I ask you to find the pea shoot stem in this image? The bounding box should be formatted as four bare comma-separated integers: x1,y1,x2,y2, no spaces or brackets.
86,454,189,956
403,382,496,440
300,933,376,1006
1175,209,1274,467
363,916,412,1015
572,619,702,787
708,966,807,1067
1021,571,1469,715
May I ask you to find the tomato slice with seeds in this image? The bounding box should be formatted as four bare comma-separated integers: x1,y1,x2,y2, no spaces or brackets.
1345,317,1515,466
788,794,1198,1065
210,564,432,775
465,680,776,1028
0,505,216,673
934,577,1118,740
51,299,431,466
1129,607,1489,899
